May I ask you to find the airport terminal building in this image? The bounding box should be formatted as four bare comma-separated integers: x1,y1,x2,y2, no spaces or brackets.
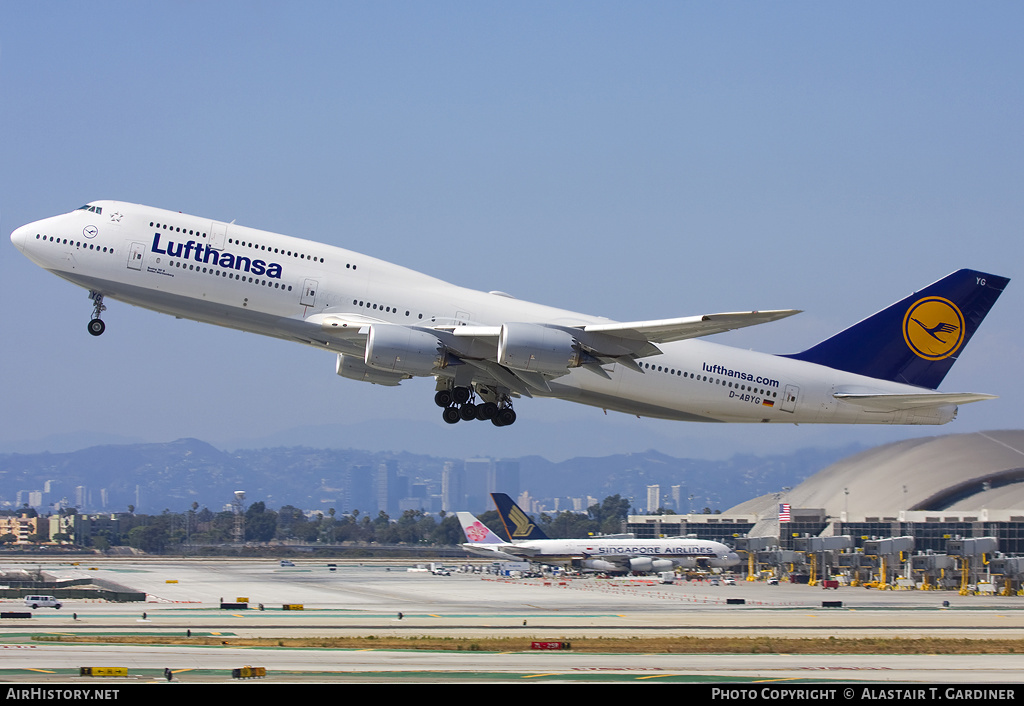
626,430,1024,591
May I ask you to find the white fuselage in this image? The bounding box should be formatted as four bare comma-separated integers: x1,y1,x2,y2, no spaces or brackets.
10,201,955,424
462,536,740,570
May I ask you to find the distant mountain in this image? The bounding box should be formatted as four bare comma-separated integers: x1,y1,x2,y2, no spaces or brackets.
0,438,862,516
516,446,861,512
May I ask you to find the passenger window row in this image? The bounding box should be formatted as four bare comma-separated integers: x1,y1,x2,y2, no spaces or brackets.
167,259,295,291
35,234,115,254
640,361,778,398
150,221,203,238
227,237,327,264
353,299,424,320
148,220,333,267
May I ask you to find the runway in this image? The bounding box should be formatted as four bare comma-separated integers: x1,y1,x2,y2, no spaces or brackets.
1,558,1023,684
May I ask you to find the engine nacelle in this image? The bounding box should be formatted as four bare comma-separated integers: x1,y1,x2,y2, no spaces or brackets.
579,559,621,572
497,322,585,375
336,354,406,386
629,557,674,573
364,325,448,376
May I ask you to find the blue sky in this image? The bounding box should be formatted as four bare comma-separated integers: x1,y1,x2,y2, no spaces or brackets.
1,2,1022,460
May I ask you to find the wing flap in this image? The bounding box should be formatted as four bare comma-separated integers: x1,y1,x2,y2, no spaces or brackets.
462,360,538,396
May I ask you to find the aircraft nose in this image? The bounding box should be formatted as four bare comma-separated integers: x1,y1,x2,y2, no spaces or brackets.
10,223,31,253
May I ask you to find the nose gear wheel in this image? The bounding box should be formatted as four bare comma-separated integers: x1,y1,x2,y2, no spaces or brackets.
87,291,107,336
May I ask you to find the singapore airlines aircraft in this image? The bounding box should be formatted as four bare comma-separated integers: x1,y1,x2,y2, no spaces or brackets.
10,201,1009,427
457,493,739,573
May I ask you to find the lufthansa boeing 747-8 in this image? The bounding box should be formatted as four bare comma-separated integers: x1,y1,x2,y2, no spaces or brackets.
10,201,1009,427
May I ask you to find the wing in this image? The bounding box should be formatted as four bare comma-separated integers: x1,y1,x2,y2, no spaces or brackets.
308,308,800,391
579,310,801,347
459,543,523,561
449,309,800,371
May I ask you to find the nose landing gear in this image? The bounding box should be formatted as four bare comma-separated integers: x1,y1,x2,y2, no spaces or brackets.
87,291,106,336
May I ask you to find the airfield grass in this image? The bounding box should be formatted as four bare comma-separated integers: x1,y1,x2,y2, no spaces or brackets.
33,634,1024,654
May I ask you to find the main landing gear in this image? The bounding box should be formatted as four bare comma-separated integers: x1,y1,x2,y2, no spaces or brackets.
87,291,106,336
434,386,517,427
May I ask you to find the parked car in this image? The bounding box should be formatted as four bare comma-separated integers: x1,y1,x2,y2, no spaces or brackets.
280,560,295,567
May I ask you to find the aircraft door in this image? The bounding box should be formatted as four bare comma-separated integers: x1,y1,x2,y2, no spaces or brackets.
780,384,799,413
209,222,227,251
127,242,146,271
300,279,319,307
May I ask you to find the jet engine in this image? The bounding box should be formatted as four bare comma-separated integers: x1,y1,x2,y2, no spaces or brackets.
364,325,450,376
629,557,675,573
497,322,594,375
336,354,406,386
579,559,621,572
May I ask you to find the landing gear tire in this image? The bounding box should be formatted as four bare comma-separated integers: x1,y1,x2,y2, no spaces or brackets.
476,402,498,421
434,390,453,408
452,386,472,405
442,407,461,424
492,408,517,427
87,319,106,337
459,403,477,421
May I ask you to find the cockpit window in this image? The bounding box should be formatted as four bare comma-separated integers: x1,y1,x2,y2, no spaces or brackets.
77,204,102,215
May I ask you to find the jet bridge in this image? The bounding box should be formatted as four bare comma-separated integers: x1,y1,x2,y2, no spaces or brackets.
793,535,854,586
733,535,779,581
947,537,999,595
862,537,915,589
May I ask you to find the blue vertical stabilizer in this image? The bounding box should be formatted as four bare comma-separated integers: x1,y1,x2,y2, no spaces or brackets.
491,493,549,540
784,269,1009,389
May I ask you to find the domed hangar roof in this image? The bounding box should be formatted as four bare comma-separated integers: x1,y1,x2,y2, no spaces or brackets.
778,430,1024,517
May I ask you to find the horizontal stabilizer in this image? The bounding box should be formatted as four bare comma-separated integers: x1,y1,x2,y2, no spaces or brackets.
833,391,997,411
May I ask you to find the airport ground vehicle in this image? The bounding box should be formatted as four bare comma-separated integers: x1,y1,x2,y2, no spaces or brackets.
24,595,62,609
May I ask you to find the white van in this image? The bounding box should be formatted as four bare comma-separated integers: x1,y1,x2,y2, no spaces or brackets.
24,595,62,609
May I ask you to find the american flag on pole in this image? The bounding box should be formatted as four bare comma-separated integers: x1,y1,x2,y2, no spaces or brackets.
778,503,791,522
